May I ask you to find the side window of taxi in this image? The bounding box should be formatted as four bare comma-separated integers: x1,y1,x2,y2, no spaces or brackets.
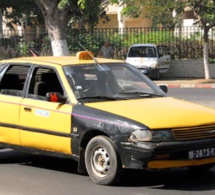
27,67,64,100
0,65,30,97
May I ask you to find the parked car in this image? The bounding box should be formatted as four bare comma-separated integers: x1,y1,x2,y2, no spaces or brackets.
126,43,170,79
0,52,215,185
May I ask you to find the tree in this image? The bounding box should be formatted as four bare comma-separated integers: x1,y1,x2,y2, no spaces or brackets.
33,0,71,56
0,0,43,29
185,0,215,79
142,1,176,29
34,0,109,56
0,0,108,56
112,0,183,28
67,0,109,30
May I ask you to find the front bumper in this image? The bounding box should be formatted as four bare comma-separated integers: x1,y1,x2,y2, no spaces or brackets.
120,138,215,170
137,67,159,78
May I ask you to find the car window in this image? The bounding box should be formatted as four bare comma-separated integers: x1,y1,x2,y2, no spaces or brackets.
0,65,30,97
113,66,151,90
128,46,157,58
27,67,64,101
64,63,166,102
158,46,169,56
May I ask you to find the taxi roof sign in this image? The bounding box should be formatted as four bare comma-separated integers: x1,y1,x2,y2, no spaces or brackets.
76,51,94,60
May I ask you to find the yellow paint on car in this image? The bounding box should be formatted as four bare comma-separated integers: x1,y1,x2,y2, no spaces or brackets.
148,157,215,169
86,97,215,129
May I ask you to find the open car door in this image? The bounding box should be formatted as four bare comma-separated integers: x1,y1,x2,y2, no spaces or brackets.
157,45,171,73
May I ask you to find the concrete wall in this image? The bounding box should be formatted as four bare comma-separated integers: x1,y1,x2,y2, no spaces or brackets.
162,59,215,79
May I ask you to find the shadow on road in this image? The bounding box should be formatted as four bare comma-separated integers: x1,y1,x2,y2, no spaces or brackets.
119,168,215,191
0,148,79,174
1,149,215,191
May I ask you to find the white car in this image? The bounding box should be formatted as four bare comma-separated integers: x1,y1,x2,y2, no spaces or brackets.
126,43,171,79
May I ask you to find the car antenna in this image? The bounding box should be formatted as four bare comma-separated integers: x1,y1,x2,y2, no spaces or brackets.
78,42,98,64
77,42,106,72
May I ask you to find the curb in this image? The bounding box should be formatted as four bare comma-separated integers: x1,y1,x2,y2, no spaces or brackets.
157,83,215,88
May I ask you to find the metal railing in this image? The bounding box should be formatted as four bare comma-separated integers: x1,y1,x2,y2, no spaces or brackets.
0,26,214,60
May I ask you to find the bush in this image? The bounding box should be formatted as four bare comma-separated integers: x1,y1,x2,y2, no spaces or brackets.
39,36,52,56
0,46,21,59
0,36,20,48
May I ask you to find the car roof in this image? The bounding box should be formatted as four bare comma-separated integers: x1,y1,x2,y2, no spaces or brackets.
130,43,156,47
0,55,123,67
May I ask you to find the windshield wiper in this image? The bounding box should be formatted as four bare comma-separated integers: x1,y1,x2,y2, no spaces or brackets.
77,95,125,101
118,91,164,97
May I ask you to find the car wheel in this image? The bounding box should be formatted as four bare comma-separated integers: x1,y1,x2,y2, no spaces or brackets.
153,70,160,80
85,136,122,185
188,164,214,172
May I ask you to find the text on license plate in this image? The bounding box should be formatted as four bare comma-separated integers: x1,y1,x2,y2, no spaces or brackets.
140,69,147,73
189,148,215,159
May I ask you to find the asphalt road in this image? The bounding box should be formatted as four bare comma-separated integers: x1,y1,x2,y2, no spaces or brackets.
167,88,215,109
1,149,215,195
0,88,215,195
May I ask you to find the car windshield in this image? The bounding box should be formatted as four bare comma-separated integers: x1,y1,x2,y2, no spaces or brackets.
63,63,166,102
128,46,157,58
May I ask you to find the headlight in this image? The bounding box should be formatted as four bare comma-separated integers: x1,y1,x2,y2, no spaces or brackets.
128,130,152,142
150,63,159,68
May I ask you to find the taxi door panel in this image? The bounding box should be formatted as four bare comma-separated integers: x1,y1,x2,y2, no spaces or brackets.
20,99,72,154
0,95,22,145
0,64,31,146
19,66,73,155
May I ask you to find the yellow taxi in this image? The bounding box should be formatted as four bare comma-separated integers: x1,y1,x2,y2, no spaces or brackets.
0,51,215,185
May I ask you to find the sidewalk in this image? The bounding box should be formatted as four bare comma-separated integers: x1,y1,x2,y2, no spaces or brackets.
154,78,215,88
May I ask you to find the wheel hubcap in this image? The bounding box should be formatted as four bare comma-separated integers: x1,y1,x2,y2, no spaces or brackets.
92,147,110,177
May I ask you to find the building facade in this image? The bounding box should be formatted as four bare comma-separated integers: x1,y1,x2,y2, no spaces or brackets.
96,4,152,28
96,3,195,28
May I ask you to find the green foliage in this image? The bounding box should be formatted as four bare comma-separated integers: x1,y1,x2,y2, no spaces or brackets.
0,0,44,29
186,0,215,27
0,36,20,47
58,0,70,9
113,0,183,28
122,5,142,18
121,29,174,45
117,0,215,32
66,27,209,60
0,46,20,59
40,36,52,56
20,44,30,56
57,0,109,29
67,29,102,55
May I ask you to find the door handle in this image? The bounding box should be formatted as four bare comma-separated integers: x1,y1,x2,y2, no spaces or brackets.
24,107,32,111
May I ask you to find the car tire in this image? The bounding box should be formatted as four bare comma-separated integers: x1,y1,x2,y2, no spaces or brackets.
153,70,160,80
85,136,122,185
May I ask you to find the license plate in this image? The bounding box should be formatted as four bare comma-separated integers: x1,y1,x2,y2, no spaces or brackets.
188,148,215,159
140,69,147,73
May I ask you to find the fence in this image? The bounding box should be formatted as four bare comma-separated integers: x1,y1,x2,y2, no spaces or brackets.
0,26,215,60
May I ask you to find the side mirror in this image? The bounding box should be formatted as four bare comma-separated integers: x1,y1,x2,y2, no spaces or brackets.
46,92,67,103
159,85,168,93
